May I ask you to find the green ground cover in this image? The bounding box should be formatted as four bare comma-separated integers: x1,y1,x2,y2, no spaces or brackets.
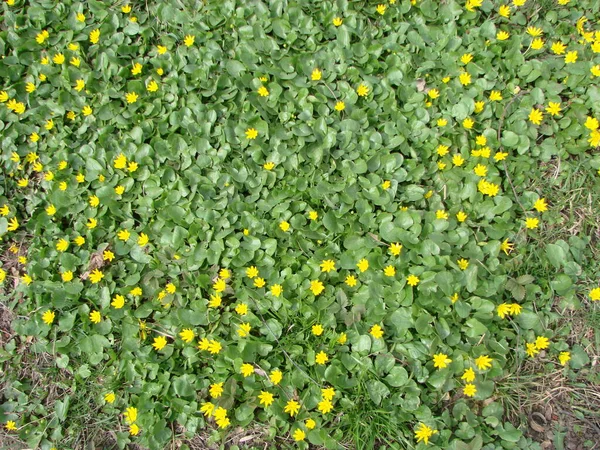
1,0,599,449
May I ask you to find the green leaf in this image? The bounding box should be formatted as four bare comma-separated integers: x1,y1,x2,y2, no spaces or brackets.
385,366,409,387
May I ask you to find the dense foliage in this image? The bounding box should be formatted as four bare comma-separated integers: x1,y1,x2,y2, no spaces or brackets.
1,0,599,449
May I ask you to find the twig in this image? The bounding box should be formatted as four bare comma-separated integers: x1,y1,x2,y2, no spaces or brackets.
247,296,320,387
496,90,529,213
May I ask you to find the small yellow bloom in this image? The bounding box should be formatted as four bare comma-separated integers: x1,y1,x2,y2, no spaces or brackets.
559,351,570,365
315,351,329,365
311,68,322,81
497,30,510,41
463,383,477,397
356,84,369,97
42,310,55,325
407,274,420,286
279,221,290,232
104,392,116,403
564,50,578,64
126,92,138,104
184,35,195,47
369,324,384,339
89,29,100,44
383,265,396,277
335,100,345,111
90,310,102,324
152,335,167,350
432,353,452,369
258,86,269,97
332,17,343,26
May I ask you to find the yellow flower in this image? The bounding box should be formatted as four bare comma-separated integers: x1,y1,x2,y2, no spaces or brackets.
237,323,251,337
76,12,85,22
457,258,469,270
318,399,333,414
311,68,322,81
89,310,102,324
157,68,164,76
25,82,36,93
122,4,132,13
130,287,142,296
414,422,438,445
45,204,56,216
310,279,325,295
497,30,510,40
357,258,369,272
369,324,384,339
526,342,539,357
258,391,274,407
293,429,306,442
376,4,387,14
258,86,269,97
89,195,100,207
208,340,222,354
104,392,116,404
432,353,452,369
528,108,543,125
284,399,301,417
525,217,539,229
270,284,283,297
152,335,167,350
124,407,137,424
82,105,92,116
126,92,138,104
500,239,514,255
473,164,487,177
564,51,578,64
5,421,17,431
235,303,248,315
89,269,104,283
382,180,391,190
591,65,600,77
407,274,420,286
253,277,265,288
129,424,140,435
74,236,85,246
157,45,167,54
315,351,329,365
72,80,86,94
534,336,549,350
42,310,55,325
263,161,275,170
461,367,475,382
356,84,369,97
89,29,100,44
111,294,125,309
279,221,290,231
456,211,467,222
531,38,544,50
463,117,474,128
559,351,570,365
179,328,195,343
117,229,130,241
463,383,477,397
61,271,73,282
436,210,448,220
498,5,510,17
335,101,345,111
345,275,357,287
270,369,283,385
383,265,396,277
245,127,258,139
474,355,492,371
144,80,158,92
241,363,254,377
546,102,561,117
184,35,195,47
53,53,65,64
137,233,149,246
312,324,324,336
320,259,336,273
389,242,403,256
551,41,566,55
204,373,229,393
36,30,49,44
332,17,343,26
131,62,143,76
459,72,471,86
56,238,69,252
461,53,473,64
17,178,28,188
533,198,548,212
208,294,222,308
437,118,447,127
584,116,598,130
338,332,347,344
